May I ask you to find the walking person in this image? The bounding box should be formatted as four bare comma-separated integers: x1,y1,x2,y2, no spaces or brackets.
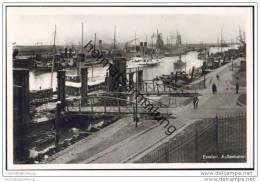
212,83,217,94
193,96,199,109
195,96,199,109
216,74,220,81
193,96,197,109
236,82,239,94
236,76,239,94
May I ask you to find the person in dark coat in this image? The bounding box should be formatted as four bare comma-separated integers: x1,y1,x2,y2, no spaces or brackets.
212,83,217,94
193,96,199,109
236,82,239,94
195,96,199,109
216,74,220,80
193,96,197,109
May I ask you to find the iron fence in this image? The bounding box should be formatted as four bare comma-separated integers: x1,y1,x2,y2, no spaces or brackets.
135,112,246,163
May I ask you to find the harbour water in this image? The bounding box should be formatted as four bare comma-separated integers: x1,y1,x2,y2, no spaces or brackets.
29,46,235,91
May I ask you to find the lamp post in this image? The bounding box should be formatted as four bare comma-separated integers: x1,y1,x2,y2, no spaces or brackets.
202,61,207,89
231,57,234,71
135,67,139,127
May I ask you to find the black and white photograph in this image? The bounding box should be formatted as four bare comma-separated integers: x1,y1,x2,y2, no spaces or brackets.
3,2,256,175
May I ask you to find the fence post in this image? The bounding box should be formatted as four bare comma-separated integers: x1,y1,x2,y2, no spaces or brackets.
195,123,199,162
165,142,169,162
91,98,93,113
118,98,121,113
203,74,206,88
156,83,159,95
79,99,81,112
104,99,106,113
215,114,219,150
243,113,247,146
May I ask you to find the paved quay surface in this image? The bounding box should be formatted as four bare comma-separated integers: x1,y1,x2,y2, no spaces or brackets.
48,58,246,164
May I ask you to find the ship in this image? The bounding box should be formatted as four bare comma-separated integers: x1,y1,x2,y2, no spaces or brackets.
160,71,190,88
65,68,106,96
197,51,206,60
173,55,186,70
130,55,160,66
65,24,106,96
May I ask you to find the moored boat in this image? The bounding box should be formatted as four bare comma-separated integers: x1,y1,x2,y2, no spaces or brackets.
130,56,160,66
174,55,186,70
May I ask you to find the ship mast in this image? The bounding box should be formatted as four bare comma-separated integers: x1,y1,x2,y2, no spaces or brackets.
81,22,84,52
113,25,117,49
50,24,56,89
217,38,220,52
79,22,84,80
92,33,96,81
156,29,159,58
220,29,223,54
134,32,136,51
145,35,148,56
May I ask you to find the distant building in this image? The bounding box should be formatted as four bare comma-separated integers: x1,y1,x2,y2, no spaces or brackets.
13,55,35,69
176,33,182,46
156,33,164,50
13,45,61,56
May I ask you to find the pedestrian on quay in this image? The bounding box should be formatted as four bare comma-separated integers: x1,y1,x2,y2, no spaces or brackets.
236,76,239,94
236,82,239,94
212,83,217,94
195,96,199,109
193,96,197,109
193,96,199,109
216,74,220,81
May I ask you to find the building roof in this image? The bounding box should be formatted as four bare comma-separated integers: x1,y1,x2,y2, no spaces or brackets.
15,55,33,59
65,78,105,88
66,81,81,88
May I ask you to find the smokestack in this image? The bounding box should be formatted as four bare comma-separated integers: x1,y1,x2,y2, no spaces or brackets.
81,67,88,97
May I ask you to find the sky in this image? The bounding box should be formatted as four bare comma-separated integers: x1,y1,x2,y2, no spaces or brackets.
7,7,251,46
